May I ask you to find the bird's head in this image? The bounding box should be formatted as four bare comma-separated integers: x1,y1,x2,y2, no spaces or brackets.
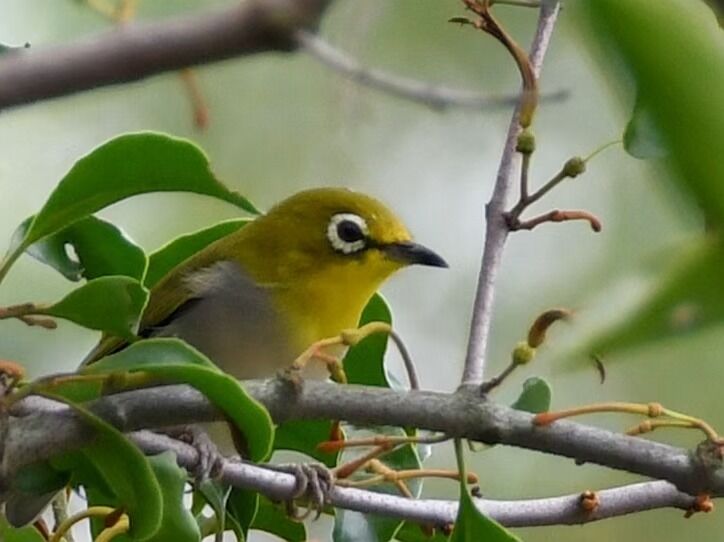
251,188,447,288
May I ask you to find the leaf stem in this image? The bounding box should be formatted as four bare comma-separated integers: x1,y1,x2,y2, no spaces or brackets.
583,139,622,163
0,245,23,287
49,506,115,542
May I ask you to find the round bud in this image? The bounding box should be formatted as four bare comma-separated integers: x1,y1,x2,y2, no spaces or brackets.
516,130,536,155
512,341,536,366
563,157,586,178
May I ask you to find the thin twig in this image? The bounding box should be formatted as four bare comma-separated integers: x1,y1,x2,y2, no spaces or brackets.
462,0,561,386
511,209,602,232
295,30,567,112
130,432,700,527
389,330,420,390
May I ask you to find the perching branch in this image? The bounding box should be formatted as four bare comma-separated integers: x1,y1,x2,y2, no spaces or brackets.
295,30,567,111
462,0,561,386
0,0,332,110
130,431,697,528
6,382,724,499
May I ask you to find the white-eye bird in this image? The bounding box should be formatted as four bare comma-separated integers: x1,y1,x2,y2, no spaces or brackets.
83,187,447,379
4,188,448,528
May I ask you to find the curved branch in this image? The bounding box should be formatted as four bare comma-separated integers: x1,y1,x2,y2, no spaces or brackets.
295,30,567,111
0,0,331,110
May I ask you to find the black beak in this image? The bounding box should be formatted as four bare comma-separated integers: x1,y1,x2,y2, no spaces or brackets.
383,241,448,268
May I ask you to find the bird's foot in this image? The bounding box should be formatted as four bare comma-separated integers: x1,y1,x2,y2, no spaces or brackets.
166,425,225,483
263,462,335,520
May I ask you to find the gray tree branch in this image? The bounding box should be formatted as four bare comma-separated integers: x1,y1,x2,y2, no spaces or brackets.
1,385,713,528
462,0,561,386
5,382,723,499
0,0,332,110
132,431,697,528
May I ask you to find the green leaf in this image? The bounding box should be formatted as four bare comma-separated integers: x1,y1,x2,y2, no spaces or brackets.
394,522,449,542
50,396,163,541
510,377,552,414
198,480,232,540
40,276,149,340
25,132,259,245
147,452,202,542
145,218,250,288
274,419,339,467
226,488,259,541
579,0,724,224
16,215,147,282
251,495,306,542
450,490,519,542
450,441,519,542
622,95,667,160
1,132,258,282
0,516,45,542
11,461,70,496
333,426,422,542
83,339,274,462
344,294,392,387
583,241,724,358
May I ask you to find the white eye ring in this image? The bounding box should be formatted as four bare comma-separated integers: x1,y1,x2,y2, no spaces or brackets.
327,213,369,254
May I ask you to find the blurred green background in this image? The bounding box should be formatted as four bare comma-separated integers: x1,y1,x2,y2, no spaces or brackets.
1,0,722,540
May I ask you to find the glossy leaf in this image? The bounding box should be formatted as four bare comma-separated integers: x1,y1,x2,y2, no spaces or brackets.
11,461,70,497
198,480,231,541
17,215,147,282
511,377,552,414
450,442,519,542
344,294,392,387
147,452,202,542
450,490,520,542
83,339,274,462
0,516,45,542
226,488,259,541
51,397,163,541
1,132,258,279
145,218,250,288
40,276,148,340
25,132,258,245
274,419,339,467
580,0,724,223
250,496,306,542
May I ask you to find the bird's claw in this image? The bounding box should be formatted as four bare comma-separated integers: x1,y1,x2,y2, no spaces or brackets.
168,426,224,483
265,462,334,520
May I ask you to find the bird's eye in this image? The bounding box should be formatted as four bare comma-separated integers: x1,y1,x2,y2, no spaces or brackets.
327,213,368,254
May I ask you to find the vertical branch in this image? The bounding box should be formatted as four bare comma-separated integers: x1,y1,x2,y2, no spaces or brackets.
461,0,561,387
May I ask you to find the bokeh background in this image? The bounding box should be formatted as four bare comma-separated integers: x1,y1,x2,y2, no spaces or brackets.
1,1,721,540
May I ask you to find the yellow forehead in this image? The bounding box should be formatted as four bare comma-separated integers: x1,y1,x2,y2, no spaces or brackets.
266,187,412,245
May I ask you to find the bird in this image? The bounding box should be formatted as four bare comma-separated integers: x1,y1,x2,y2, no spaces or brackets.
82,187,448,381
5,188,447,528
